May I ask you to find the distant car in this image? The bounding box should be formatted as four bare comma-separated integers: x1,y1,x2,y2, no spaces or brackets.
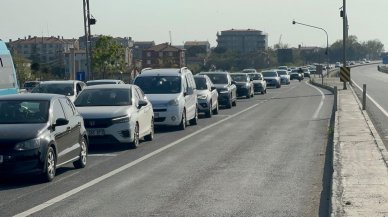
276,70,290,85
199,71,237,109
86,79,125,86
74,84,154,149
335,62,341,68
290,69,303,80
302,68,311,78
23,81,41,92
262,70,281,88
134,67,198,130
242,68,258,73
230,73,254,98
194,75,219,118
278,66,288,71
248,73,267,94
31,80,86,102
0,94,88,182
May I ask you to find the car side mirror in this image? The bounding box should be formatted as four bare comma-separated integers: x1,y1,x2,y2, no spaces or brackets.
138,100,148,109
231,81,237,85
54,118,69,127
250,78,253,81
211,86,216,91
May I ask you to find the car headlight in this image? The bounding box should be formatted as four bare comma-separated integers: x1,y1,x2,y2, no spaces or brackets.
197,95,207,100
112,115,130,124
168,98,179,106
14,138,40,150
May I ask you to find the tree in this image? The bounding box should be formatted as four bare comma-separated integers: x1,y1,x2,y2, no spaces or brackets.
92,36,125,79
11,51,34,86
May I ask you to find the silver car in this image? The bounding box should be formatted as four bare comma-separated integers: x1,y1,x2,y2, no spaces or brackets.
276,70,290,85
74,84,154,149
248,73,267,94
194,74,219,118
262,70,281,88
31,80,86,102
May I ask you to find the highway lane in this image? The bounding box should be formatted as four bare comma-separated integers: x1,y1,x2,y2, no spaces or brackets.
0,81,333,217
351,64,388,148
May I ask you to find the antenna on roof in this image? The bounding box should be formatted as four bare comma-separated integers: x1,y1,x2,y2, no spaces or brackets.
169,31,172,45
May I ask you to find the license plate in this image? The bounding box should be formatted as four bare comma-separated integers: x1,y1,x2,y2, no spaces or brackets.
0,155,3,164
87,129,105,136
154,112,159,118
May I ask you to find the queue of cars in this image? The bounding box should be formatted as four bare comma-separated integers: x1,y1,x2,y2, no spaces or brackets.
0,66,299,182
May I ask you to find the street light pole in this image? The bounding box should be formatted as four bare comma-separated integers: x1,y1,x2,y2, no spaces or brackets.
292,20,329,78
342,0,347,89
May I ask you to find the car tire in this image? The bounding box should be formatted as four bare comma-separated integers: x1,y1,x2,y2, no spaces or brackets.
246,92,250,99
189,109,198,125
144,118,154,141
226,96,232,109
129,123,140,149
42,146,56,182
73,137,87,169
232,99,237,107
212,102,219,115
205,101,212,118
178,110,186,130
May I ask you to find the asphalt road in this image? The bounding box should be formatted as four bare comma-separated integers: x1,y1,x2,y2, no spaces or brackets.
351,64,388,148
0,80,334,217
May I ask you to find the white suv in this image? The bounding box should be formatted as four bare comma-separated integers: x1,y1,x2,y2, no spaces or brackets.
134,67,198,130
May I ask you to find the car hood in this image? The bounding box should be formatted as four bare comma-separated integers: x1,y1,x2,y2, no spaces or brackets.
0,123,48,141
263,77,278,80
146,93,181,105
252,80,264,84
77,106,130,119
197,90,209,96
279,75,289,78
213,84,228,89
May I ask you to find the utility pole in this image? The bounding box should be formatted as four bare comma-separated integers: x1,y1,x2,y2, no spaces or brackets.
342,0,347,89
83,0,96,80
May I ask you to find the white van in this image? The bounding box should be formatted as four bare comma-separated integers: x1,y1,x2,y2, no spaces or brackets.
134,67,198,130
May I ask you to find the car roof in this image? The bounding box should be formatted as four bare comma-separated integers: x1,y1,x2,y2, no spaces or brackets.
230,73,248,76
193,74,208,79
83,84,132,90
0,93,64,101
86,79,122,83
199,71,229,75
138,68,183,77
39,80,78,84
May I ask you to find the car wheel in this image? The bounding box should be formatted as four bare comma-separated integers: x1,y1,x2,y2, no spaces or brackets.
226,96,232,109
205,101,212,118
232,98,237,106
189,108,198,125
73,137,87,169
144,118,154,141
212,101,219,115
42,146,56,182
178,110,186,130
129,123,140,149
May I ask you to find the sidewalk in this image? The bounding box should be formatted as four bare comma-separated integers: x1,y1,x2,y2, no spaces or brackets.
312,76,388,216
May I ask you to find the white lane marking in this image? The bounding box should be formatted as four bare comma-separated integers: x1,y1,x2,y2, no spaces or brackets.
306,81,325,120
352,80,388,118
13,102,263,217
88,154,118,157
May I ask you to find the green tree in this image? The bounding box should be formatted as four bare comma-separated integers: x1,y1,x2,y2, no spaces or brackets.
11,51,35,86
92,36,125,79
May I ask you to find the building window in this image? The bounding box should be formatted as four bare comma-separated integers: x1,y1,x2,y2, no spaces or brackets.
159,52,163,57
146,60,151,65
147,52,151,57
169,52,173,57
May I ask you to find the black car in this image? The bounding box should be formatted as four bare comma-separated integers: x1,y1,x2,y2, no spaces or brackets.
199,72,237,108
0,94,88,182
230,73,254,98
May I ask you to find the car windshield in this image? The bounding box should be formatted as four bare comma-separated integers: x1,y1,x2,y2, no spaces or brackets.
203,74,228,84
23,82,39,88
277,71,287,75
262,71,277,77
249,73,262,80
86,81,117,86
0,100,49,124
194,77,208,90
230,74,248,82
32,83,74,96
134,76,181,94
74,88,131,107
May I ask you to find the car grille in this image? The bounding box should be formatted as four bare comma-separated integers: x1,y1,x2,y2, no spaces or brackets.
84,118,112,128
0,142,16,152
155,117,166,122
88,135,120,145
153,108,167,112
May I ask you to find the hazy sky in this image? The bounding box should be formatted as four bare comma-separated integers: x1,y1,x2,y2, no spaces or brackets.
1,0,387,49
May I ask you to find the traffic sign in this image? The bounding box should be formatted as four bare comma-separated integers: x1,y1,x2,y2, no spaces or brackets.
340,67,350,82
383,56,388,64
